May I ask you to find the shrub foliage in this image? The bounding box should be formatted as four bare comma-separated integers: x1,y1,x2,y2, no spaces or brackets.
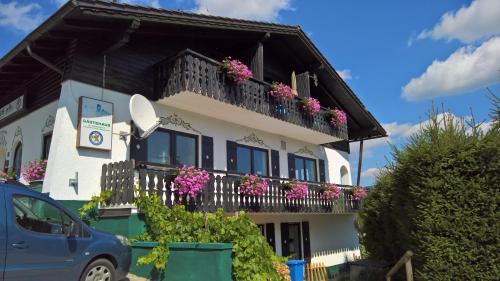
358,105,499,280
134,192,287,281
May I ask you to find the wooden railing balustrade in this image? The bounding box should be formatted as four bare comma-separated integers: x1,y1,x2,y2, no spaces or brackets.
101,160,361,214
154,49,348,141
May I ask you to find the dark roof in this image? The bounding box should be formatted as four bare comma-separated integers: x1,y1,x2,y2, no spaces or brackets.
0,0,386,141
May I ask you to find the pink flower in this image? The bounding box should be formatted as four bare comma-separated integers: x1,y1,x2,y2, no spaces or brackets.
352,186,367,200
222,57,253,83
320,183,341,201
328,107,347,127
301,97,321,115
239,174,268,197
21,160,47,182
285,181,308,200
174,166,210,197
269,82,295,101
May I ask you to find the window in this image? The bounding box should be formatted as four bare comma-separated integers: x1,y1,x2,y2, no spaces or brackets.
294,156,317,182
13,143,22,178
13,195,74,235
42,133,52,160
144,129,197,166
236,144,268,176
340,166,349,185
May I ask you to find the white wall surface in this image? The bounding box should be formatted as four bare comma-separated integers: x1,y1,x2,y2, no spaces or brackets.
8,80,352,200
0,101,58,177
249,213,359,258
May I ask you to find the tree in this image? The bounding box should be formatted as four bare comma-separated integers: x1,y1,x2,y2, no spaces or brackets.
358,104,499,280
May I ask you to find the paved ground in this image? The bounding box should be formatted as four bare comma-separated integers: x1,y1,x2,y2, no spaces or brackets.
121,273,149,281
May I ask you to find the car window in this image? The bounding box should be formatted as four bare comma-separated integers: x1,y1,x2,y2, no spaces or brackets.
13,195,66,235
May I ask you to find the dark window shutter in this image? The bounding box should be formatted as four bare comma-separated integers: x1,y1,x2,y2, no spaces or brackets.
280,223,289,257
302,221,311,260
227,141,237,172
201,136,214,170
318,159,326,182
296,71,310,99
271,150,280,177
130,123,147,163
287,153,295,179
266,223,276,252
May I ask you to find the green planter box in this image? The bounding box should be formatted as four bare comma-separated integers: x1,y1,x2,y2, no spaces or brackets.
131,242,233,281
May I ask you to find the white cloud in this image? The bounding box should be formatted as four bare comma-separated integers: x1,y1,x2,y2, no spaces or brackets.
402,36,500,101
193,0,292,21
418,0,500,43
0,2,44,33
120,0,162,8
337,69,352,81
361,167,382,180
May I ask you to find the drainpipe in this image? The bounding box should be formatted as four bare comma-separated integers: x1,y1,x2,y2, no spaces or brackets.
356,139,364,186
26,45,63,75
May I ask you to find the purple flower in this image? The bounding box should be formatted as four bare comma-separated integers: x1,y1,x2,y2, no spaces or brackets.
285,181,308,200
328,107,347,127
269,82,295,101
320,183,341,201
239,174,268,197
21,160,47,182
301,97,321,115
222,57,253,83
174,166,210,197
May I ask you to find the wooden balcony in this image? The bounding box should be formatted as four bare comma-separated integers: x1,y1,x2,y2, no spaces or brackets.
101,160,360,214
154,49,348,143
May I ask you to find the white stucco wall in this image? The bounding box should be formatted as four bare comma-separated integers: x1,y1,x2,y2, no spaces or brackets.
0,101,58,176
249,213,359,257
3,80,351,200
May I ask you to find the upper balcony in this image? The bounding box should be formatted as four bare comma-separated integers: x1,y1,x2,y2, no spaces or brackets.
153,50,348,144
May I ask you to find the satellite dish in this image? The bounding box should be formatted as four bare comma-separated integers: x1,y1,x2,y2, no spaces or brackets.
129,94,161,138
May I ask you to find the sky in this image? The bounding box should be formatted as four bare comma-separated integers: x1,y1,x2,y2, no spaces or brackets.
1,0,499,186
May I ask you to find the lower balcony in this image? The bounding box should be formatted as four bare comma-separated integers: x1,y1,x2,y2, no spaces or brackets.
101,160,360,214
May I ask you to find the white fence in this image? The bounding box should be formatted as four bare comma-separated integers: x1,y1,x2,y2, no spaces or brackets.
311,247,361,267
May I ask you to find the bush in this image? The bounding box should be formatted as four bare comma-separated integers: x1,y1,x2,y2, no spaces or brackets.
358,105,500,280
134,192,287,281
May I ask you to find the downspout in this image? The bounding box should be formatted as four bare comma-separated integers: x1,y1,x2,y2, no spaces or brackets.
26,45,63,75
356,139,364,186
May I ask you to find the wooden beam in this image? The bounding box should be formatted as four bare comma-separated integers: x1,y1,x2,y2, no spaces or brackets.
356,139,363,186
102,19,141,54
250,42,264,80
296,71,310,98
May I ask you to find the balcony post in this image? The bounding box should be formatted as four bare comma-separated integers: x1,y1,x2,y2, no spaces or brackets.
250,33,270,81
356,140,364,186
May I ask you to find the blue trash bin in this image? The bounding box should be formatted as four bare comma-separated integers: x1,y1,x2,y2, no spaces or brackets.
285,260,305,281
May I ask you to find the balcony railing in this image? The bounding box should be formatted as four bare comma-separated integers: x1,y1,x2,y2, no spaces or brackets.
154,49,348,141
101,160,360,214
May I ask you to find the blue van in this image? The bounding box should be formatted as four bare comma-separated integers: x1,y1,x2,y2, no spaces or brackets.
0,181,131,281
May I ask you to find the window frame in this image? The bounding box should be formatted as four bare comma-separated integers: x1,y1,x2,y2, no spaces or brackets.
293,155,317,182
42,132,52,160
142,128,199,167
235,143,269,176
12,194,76,237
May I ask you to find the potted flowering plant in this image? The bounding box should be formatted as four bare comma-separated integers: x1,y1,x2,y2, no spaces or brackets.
283,180,308,200
352,186,367,200
238,174,268,197
221,57,253,83
174,166,210,198
299,97,321,115
21,160,47,192
326,107,347,127
269,82,295,102
319,183,341,201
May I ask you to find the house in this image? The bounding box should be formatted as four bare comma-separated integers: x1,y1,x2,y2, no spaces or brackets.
0,0,386,274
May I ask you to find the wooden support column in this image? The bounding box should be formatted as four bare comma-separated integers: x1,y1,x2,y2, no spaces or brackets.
356,139,364,186
250,32,270,81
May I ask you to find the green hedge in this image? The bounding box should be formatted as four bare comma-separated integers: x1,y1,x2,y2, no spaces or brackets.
358,106,499,280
